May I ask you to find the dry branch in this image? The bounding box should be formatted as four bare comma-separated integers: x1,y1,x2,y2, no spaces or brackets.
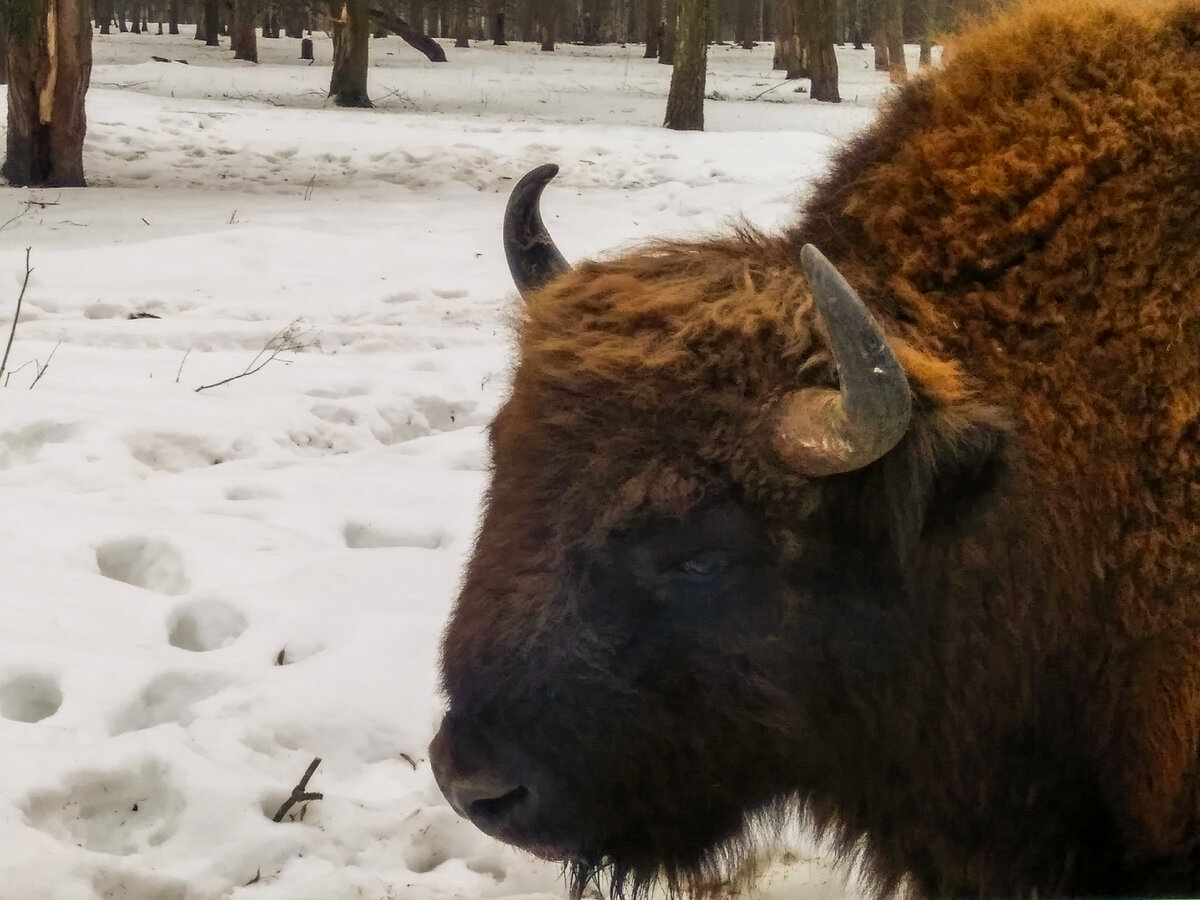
194,319,312,392
0,248,34,384
272,757,323,822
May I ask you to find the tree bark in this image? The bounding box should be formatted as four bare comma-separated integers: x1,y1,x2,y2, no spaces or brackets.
329,0,372,104
663,0,706,130
868,0,886,69
452,0,468,45
804,0,837,100
367,6,446,59
885,0,905,81
3,0,92,186
917,0,932,66
774,0,801,77
643,0,660,56
658,0,676,63
537,0,555,50
233,0,257,58
204,0,220,43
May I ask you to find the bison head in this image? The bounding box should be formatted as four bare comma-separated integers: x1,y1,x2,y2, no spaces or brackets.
431,166,1006,897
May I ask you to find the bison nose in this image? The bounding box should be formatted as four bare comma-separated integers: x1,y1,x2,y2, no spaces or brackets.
429,716,536,839
443,772,530,825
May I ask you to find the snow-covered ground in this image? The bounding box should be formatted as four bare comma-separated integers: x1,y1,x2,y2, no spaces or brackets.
0,30,915,900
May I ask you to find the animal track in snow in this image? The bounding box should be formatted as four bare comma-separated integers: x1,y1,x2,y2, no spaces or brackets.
0,421,76,469
0,671,62,723
343,521,446,550
23,760,184,855
96,538,189,595
92,866,188,900
127,431,251,472
110,671,228,734
167,598,248,651
225,483,281,501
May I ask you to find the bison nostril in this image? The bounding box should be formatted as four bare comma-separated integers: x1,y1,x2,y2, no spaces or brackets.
470,784,529,823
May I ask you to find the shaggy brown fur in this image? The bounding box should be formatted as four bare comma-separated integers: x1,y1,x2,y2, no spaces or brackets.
435,1,1200,897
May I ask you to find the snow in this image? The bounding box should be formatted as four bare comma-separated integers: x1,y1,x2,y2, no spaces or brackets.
0,29,918,900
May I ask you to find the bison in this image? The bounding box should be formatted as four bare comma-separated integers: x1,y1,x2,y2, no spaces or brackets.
429,0,1200,896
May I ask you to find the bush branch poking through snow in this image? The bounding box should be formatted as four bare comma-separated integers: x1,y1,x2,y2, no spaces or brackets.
272,757,324,822
194,318,313,393
0,248,34,385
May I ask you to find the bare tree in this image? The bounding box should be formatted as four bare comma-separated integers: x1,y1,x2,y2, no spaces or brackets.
774,0,801,78
663,0,707,130
329,0,372,105
868,0,886,70
234,0,260,59
658,0,676,63
2,0,92,186
643,0,661,56
885,0,905,81
804,0,838,101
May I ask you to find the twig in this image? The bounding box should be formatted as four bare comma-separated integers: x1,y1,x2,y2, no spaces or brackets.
29,340,60,389
303,173,316,201
272,757,323,822
193,319,311,392
0,248,33,384
4,359,35,386
748,78,795,101
175,348,191,383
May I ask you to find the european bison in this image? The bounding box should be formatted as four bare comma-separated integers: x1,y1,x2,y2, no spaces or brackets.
430,0,1200,896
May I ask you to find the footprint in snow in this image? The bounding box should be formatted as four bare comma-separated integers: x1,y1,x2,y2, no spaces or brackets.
109,670,229,734
22,760,185,855
343,521,446,550
0,670,63,723
95,538,189,595
167,597,248,652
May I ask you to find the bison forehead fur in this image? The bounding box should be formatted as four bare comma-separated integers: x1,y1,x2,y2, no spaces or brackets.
433,1,1200,898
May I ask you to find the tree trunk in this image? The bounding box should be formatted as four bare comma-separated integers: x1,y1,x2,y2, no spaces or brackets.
453,0,468,45
885,0,905,81
330,0,371,105
734,0,753,48
868,0,886,69
643,0,660,56
663,0,706,130
804,0,837,100
917,0,931,66
168,0,179,31
204,0,220,43
494,10,506,42
847,0,862,47
775,0,801,78
538,0,555,50
658,0,676,63
194,0,205,36
233,0,257,59
3,0,92,187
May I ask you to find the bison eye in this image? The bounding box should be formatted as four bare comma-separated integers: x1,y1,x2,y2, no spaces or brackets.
672,553,728,583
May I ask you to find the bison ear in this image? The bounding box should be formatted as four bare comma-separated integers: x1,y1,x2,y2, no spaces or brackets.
864,403,1012,564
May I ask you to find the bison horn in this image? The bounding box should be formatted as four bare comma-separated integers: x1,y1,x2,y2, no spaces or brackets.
504,164,570,298
774,245,912,476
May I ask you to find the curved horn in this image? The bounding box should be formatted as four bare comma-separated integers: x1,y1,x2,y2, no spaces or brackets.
774,245,912,476
504,164,570,298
